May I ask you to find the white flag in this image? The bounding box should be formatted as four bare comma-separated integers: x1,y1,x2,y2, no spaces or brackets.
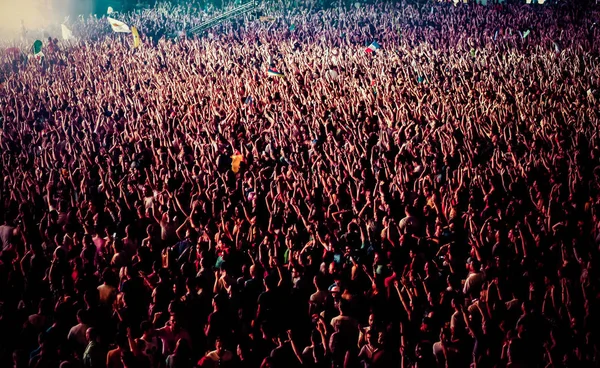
107,6,114,14
107,17,131,33
61,24,74,40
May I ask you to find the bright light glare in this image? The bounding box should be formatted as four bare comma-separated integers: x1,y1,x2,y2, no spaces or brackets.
0,0,89,40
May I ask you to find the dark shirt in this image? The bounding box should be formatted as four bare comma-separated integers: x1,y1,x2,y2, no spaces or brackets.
270,342,300,368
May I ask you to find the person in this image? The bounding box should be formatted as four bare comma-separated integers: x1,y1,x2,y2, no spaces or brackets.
310,274,331,315
12,350,28,368
165,339,193,368
202,337,234,367
358,313,377,347
205,294,232,348
463,259,485,300
67,309,89,356
83,328,106,368
156,315,192,357
255,274,281,331
330,299,359,346
301,326,328,367
97,270,118,306
270,331,302,368
357,330,378,367
28,332,59,368
121,351,144,368
399,206,420,235
0,223,19,251
106,333,129,368
137,321,162,367
235,342,256,368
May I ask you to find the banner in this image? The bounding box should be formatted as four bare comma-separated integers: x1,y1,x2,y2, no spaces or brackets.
267,68,284,77
231,153,244,173
553,41,561,54
107,17,131,33
259,16,276,22
131,26,141,48
32,40,44,59
365,41,381,53
61,24,74,40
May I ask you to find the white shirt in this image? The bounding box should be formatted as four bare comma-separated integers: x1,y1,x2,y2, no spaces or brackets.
206,350,234,362
310,290,330,306
399,216,419,234
98,284,117,305
331,315,358,333
463,272,485,297
68,323,89,348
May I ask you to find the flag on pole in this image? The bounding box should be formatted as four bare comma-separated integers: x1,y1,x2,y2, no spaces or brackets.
553,41,561,55
365,41,381,53
259,16,276,22
231,152,244,173
107,6,114,14
522,29,530,39
61,24,74,40
107,17,131,33
131,26,141,48
32,40,44,59
267,68,284,78
244,95,254,105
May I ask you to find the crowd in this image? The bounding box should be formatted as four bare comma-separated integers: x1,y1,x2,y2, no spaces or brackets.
1,0,600,367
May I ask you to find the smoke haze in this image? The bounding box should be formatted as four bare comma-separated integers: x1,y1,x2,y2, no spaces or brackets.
0,0,91,41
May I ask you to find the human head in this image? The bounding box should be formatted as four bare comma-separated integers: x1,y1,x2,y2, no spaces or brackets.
116,333,129,350
121,351,137,368
86,327,97,343
215,337,224,353
76,309,86,324
140,321,154,336
174,338,190,357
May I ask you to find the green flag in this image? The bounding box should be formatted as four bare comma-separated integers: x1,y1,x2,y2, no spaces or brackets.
32,40,44,61
32,40,43,56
